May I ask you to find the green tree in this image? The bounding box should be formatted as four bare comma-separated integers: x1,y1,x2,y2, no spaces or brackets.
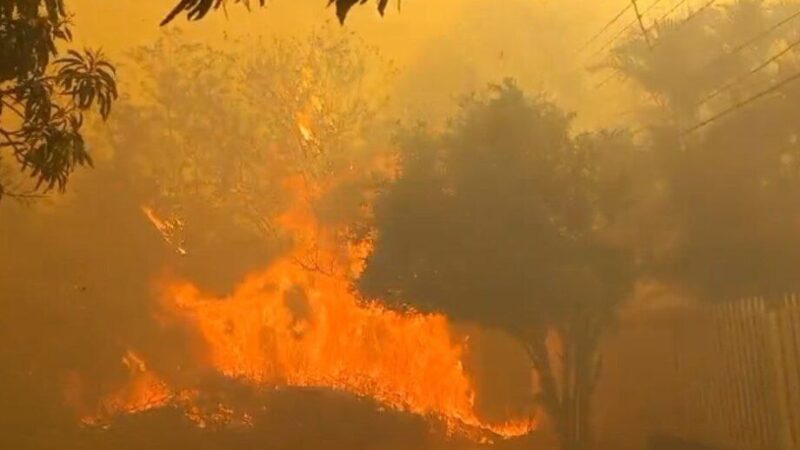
0,0,117,200
359,80,637,450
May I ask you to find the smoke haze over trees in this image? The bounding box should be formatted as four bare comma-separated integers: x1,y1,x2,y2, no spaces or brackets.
3,1,800,450
360,80,638,450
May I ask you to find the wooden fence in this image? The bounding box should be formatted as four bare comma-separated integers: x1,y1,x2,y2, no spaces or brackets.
669,296,800,450
594,295,800,450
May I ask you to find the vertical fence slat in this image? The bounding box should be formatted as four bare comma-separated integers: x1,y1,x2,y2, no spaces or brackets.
716,303,734,446
735,300,752,447
752,298,773,449
745,299,763,448
707,296,800,450
631,295,800,450
742,298,762,448
735,301,753,447
786,295,800,449
768,296,794,450
756,298,771,449
724,302,745,447
705,308,732,439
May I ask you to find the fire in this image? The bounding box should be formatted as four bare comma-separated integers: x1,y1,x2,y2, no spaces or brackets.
96,351,176,420
78,177,536,440
296,112,320,149
298,122,315,144
164,266,480,428
75,350,253,429
69,350,181,427
142,205,187,255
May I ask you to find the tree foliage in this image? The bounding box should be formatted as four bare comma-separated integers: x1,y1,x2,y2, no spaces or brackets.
0,0,117,200
359,80,637,450
606,0,797,123
162,0,394,25
100,28,390,287
610,0,800,301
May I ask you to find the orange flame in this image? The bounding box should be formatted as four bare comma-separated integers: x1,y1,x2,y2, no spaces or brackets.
71,350,182,427
142,205,187,255
79,177,536,440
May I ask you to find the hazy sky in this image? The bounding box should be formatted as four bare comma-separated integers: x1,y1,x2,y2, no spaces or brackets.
67,0,644,127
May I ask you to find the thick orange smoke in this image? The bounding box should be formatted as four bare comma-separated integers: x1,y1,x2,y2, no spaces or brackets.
78,177,536,440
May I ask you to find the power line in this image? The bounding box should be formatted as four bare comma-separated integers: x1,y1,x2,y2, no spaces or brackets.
595,71,625,89
694,7,800,81
728,8,800,56
684,69,800,134
586,0,665,92
697,35,800,107
591,0,667,59
652,0,717,49
594,0,682,56
577,2,634,54
683,0,718,24
654,0,690,25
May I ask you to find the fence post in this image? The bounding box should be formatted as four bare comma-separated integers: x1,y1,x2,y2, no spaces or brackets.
766,302,794,450
783,295,800,450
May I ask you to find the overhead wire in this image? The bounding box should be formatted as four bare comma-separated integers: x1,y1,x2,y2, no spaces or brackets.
651,0,718,49
591,0,669,59
587,0,669,92
727,8,800,56
697,35,800,107
684,69,800,134
613,3,800,135
690,6,800,98
577,2,635,54
653,0,691,27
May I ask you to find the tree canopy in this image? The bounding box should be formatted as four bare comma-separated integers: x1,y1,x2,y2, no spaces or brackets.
98,27,390,290
0,0,117,200
359,80,638,450
609,0,800,301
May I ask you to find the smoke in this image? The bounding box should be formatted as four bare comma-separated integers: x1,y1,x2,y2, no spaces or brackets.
5,1,800,449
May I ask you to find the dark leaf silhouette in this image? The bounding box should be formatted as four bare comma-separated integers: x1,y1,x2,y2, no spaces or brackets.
329,0,365,24
161,0,391,25
1,1,117,198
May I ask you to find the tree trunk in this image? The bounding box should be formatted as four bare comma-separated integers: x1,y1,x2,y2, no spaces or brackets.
526,322,600,450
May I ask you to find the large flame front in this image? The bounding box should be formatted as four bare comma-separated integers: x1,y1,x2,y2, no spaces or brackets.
79,177,536,440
